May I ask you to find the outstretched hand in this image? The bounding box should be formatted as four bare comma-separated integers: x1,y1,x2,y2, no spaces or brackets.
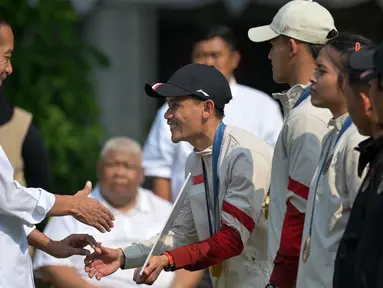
133,255,169,285
72,181,115,233
46,234,101,259
84,246,125,281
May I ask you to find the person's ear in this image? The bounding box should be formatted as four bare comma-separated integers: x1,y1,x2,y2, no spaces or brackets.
230,50,241,71
202,100,215,119
139,167,145,185
288,38,298,58
360,91,373,114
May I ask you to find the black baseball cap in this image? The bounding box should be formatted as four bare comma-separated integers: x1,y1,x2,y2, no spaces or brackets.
144,63,232,110
349,43,383,83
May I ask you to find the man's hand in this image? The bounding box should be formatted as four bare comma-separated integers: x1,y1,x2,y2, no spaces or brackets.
71,181,115,233
45,234,101,259
84,246,125,281
133,255,169,285
49,181,115,233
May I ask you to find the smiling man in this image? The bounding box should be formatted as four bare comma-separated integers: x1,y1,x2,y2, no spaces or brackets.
84,64,273,288
143,25,282,204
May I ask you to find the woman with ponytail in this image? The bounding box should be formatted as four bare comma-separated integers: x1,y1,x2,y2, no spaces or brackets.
295,33,374,288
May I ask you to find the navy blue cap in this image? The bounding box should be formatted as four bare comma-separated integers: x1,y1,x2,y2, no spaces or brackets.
145,64,232,110
349,43,383,83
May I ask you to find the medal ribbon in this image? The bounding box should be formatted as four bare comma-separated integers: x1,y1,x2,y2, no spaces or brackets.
305,116,353,260
201,121,226,277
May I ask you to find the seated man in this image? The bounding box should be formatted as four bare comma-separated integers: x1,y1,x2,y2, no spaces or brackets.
33,137,174,288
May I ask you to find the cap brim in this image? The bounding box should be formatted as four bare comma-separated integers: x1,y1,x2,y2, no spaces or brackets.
248,25,279,43
144,83,192,98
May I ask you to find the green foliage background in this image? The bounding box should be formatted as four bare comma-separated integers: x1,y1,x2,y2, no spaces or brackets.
1,0,108,195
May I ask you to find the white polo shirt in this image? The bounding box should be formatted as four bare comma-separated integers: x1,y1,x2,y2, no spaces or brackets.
0,146,55,288
143,78,283,201
33,186,175,288
296,114,366,288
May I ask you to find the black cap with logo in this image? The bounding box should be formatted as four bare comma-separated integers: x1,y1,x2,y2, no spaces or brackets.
144,64,232,110
349,43,383,83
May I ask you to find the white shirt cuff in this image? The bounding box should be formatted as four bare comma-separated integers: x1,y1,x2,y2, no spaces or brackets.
23,223,36,236
31,188,56,223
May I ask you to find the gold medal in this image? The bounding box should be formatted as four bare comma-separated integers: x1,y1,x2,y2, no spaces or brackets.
302,236,311,263
209,262,223,277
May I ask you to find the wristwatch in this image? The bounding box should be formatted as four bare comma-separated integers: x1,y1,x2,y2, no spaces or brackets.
265,284,278,288
162,251,176,272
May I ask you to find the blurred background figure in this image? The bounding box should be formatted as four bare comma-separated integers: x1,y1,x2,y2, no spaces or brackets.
143,24,283,203
0,83,51,189
33,137,175,288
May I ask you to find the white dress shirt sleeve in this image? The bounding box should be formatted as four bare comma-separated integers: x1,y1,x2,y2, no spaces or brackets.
142,104,175,179
23,223,36,236
263,102,283,147
0,147,55,224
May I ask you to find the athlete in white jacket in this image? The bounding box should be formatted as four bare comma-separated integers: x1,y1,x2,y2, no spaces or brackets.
84,63,273,288
248,1,337,287
296,34,373,288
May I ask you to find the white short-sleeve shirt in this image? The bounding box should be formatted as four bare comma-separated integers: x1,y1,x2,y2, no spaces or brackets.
33,186,175,288
143,78,283,201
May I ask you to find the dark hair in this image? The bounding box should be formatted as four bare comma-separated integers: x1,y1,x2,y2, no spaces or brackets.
193,25,238,51
307,43,324,59
215,108,225,119
0,15,11,28
324,33,374,88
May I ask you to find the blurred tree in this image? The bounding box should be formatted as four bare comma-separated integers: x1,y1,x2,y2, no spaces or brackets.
0,0,108,195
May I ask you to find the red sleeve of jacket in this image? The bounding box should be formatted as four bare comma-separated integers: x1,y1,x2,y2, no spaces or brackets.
269,201,305,288
166,224,243,271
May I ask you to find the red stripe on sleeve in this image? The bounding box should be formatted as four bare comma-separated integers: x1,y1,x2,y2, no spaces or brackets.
166,224,243,271
287,177,309,200
222,200,255,233
269,201,305,288
192,174,204,186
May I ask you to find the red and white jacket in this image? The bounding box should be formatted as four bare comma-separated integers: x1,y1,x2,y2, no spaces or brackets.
296,113,366,288
123,125,273,288
268,84,332,287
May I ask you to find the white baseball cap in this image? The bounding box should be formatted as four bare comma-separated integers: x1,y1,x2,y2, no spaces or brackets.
248,0,337,45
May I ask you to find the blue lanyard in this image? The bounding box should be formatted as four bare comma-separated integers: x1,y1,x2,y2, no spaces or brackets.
201,121,226,236
293,85,312,108
308,115,353,236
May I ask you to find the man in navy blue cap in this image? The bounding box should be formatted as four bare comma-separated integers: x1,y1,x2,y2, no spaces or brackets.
84,63,274,288
333,43,383,288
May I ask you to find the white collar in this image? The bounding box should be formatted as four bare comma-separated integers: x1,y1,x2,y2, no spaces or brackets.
91,184,151,215
328,112,349,131
194,145,213,157
229,77,238,99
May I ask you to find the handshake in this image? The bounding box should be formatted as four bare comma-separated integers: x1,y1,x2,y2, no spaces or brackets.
43,181,168,286
82,245,170,285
